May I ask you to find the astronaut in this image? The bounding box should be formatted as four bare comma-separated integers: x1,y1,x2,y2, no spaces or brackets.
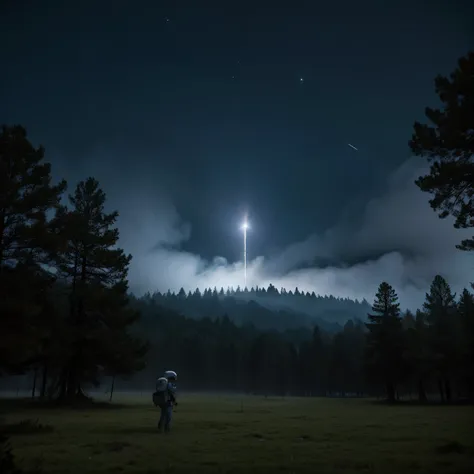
153,370,178,433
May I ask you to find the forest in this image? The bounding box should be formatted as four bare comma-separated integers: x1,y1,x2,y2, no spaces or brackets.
145,285,370,331
1,52,474,407
126,278,474,402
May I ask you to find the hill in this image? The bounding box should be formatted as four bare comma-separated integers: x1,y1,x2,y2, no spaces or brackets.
139,284,370,333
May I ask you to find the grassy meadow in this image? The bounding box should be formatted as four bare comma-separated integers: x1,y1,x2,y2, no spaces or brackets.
1,393,473,474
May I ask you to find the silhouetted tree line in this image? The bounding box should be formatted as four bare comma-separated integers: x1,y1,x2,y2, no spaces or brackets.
122,276,473,403
366,279,474,402
127,297,367,397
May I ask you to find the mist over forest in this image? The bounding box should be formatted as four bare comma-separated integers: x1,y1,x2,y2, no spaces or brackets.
143,285,370,330
119,157,473,312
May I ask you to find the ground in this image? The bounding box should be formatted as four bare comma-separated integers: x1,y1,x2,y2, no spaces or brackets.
1,393,473,473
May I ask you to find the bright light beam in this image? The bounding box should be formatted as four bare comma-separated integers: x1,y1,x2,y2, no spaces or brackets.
241,219,249,289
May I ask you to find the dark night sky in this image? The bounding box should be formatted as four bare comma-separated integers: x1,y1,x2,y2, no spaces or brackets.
1,1,473,307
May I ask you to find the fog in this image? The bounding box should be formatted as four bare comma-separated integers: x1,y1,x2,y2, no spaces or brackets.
99,156,470,311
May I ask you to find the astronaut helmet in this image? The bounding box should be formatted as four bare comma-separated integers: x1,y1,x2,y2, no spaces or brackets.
164,370,177,382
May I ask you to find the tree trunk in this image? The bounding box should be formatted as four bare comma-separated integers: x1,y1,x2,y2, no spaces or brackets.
418,378,427,403
31,368,37,399
40,365,48,398
67,255,88,401
63,252,80,402
438,379,445,402
444,379,452,403
109,375,116,402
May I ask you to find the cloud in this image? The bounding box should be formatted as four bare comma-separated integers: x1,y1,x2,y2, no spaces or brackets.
116,157,472,310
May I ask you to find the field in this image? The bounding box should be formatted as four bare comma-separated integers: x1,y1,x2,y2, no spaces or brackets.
1,393,473,474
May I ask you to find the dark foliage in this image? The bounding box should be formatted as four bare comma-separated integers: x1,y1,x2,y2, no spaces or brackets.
0,434,21,474
0,432,43,474
0,125,66,375
409,51,474,251
126,298,367,396
0,126,147,403
365,282,405,402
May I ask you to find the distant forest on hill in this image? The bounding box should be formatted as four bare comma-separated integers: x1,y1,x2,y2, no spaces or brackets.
138,284,371,332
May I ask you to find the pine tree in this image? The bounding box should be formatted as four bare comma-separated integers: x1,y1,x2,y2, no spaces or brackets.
0,125,66,375
0,124,66,267
310,326,328,396
409,51,474,251
52,177,146,400
267,284,278,295
365,282,404,402
422,275,458,402
403,309,431,402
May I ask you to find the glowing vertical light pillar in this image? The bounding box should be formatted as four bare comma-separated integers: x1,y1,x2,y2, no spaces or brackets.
241,219,249,289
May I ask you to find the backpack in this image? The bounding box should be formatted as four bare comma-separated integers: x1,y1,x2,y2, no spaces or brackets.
152,377,168,406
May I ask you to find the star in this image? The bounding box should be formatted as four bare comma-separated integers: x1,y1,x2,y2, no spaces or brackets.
300,77,304,83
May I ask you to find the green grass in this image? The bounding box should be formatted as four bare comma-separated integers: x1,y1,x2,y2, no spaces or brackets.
2,393,474,473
